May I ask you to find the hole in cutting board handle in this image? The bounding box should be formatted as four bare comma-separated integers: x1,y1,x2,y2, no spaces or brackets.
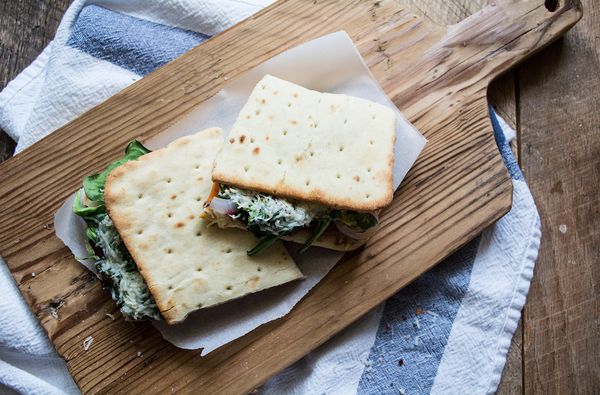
545,0,559,12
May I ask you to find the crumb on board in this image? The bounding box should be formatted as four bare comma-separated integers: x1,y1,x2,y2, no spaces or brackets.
83,336,93,351
49,308,59,320
105,313,115,321
31,272,35,277
137,351,143,358
48,300,65,320
559,224,567,234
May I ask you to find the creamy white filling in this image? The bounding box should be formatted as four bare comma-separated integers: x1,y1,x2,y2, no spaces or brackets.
221,186,328,236
94,215,160,321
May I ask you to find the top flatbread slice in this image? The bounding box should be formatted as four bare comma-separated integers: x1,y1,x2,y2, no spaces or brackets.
105,128,303,324
212,75,396,211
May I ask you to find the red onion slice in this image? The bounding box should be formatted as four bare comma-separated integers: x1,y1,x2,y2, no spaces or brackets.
209,197,238,215
370,210,380,222
334,220,375,240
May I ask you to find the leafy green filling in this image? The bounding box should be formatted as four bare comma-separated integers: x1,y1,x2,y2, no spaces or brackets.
218,186,378,255
329,210,378,230
73,141,160,321
297,217,332,254
220,186,326,238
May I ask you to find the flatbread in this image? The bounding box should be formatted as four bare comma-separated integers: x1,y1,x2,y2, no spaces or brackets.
212,75,396,211
105,128,303,324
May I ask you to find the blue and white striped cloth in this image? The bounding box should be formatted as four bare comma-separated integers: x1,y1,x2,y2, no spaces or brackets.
0,2,541,394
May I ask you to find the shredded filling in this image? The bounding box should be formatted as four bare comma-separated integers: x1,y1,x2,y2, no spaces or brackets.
212,185,378,255
73,141,160,321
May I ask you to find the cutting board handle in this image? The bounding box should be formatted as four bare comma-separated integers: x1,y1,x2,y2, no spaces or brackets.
443,0,582,84
386,0,581,110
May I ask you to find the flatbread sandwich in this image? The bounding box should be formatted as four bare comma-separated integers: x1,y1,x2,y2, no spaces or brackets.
73,128,302,324
206,75,396,255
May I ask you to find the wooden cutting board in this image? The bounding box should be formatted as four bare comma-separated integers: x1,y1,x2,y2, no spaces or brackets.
0,0,581,393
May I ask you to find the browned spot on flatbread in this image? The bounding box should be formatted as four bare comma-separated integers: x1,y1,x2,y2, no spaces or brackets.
353,176,360,182
193,278,205,291
229,138,235,144
175,222,185,228
253,147,260,155
171,194,177,200
188,214,195,220
239,135,246,143
246,275,260,288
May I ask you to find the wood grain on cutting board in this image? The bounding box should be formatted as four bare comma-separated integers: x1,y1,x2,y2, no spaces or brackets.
0,0,582,393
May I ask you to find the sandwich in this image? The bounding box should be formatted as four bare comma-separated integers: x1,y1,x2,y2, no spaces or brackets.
73,128,303,324
206,75,396,255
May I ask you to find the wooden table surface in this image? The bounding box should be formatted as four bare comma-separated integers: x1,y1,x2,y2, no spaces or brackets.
0,1,597,393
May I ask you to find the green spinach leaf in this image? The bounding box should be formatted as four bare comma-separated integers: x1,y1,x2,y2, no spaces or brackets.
83,140,151,203
72,190,105,218
247,234,282,256
298,217,332,254
331,210,378,230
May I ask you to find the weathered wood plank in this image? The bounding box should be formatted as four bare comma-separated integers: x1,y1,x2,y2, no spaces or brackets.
498,320,525,394
520,0,600,392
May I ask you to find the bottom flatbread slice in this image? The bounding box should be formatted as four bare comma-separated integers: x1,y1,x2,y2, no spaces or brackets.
105,128,303,324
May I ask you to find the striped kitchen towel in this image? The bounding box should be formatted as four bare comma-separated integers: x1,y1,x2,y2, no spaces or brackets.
0,2,540,394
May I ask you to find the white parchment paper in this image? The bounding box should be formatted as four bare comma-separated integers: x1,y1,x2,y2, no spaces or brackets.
55,31,426,355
